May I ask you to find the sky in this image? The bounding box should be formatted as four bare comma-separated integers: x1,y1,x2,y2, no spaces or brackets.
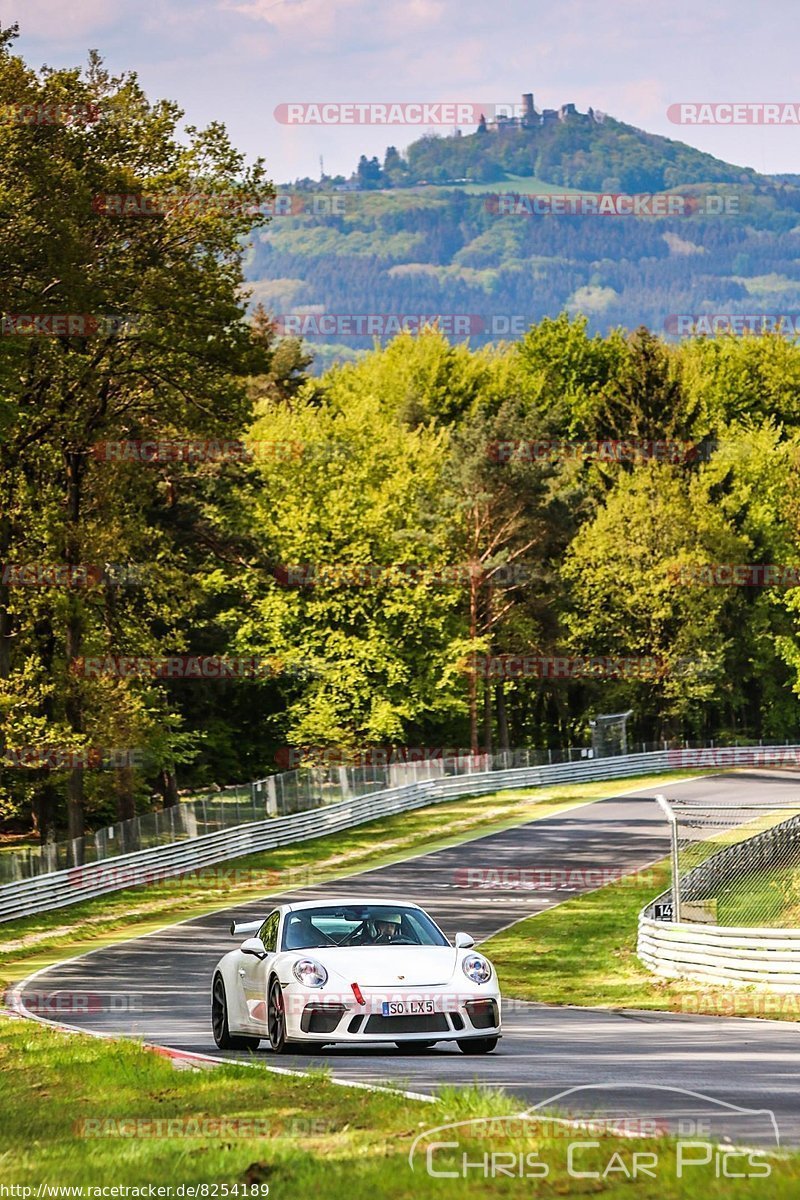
6,0,800,184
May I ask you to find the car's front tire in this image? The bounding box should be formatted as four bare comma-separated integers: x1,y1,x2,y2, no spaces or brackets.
268,976,300,1053
212,974,260,1051
458,1036,498,1054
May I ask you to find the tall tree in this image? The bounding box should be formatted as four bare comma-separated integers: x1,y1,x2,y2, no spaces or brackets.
0,29,273,847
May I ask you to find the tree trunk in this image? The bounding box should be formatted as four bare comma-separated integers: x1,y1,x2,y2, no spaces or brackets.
158,766,180,807
496,680,510,752
468,568,479,755
0,512,11,680
64,450,85,862
33,618,58,844
483,678,492,754
0,512,11,830
115,766,136,823
32,777,58,844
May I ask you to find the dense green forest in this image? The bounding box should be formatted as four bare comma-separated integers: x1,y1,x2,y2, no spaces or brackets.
252,116,800,363
3,34,800,844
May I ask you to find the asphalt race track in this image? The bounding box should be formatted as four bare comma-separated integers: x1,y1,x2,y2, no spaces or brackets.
15,770,800,1146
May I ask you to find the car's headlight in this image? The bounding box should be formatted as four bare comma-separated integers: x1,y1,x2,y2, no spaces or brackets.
462,953,492,984
292,958,328,988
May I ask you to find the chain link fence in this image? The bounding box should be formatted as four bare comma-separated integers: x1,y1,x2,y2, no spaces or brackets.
654,797,800,927
0,747,569,883
590,710,633,757
7,737,800,888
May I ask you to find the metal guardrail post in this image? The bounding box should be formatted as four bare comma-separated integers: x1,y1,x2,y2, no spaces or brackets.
655,793,681,922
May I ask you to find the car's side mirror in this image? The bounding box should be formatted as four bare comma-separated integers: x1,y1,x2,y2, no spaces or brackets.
241,937,267,959
455,931,475,949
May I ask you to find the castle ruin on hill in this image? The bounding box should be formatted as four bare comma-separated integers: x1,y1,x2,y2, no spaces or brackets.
480,93,605,131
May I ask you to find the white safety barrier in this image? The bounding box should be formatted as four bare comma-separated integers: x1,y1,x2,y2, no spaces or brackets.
638,916,800,991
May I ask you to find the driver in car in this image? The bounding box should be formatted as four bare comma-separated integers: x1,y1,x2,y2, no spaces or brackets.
372,913,403,943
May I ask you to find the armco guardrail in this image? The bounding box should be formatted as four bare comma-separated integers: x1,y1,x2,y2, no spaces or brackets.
638,917,800,990
7,740,794,886
1,748,573,884
0,746,683,924
3,742,798,925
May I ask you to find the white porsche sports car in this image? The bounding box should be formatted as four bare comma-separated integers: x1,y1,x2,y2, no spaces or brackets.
211,897,501,1054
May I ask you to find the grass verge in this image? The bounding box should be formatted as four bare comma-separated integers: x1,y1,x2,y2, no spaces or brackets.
0,1012,795,1196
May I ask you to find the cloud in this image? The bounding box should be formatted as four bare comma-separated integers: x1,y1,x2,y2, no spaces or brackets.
220,0,363,33
220,0,451,57
12,0,118,41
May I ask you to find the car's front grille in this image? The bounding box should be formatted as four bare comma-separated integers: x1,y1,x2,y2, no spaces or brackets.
300,1003,346,1034
364,1013,450,1036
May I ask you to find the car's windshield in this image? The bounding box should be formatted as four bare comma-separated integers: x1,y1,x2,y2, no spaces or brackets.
281,904,448,950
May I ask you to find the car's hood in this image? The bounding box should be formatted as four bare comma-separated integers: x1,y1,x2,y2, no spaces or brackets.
314,946,460,987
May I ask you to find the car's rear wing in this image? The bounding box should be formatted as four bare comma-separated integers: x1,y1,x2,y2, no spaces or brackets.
230,919,263,937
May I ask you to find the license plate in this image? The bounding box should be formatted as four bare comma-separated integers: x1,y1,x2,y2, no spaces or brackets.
381,1000,435,1016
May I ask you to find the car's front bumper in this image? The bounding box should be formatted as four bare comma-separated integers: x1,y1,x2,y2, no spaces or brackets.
279,983,501,1043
